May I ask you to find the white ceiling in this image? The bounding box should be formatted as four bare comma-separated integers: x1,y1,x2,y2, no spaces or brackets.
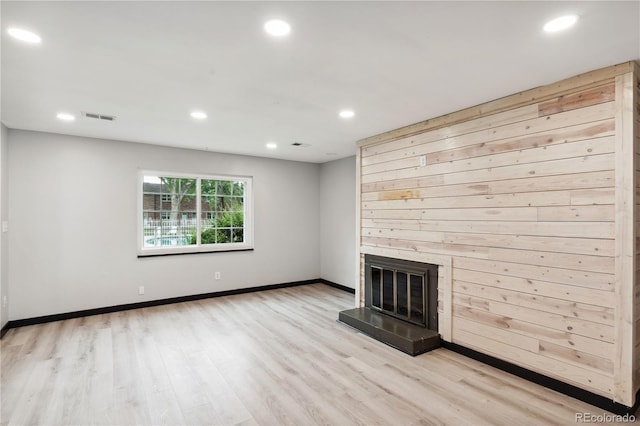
2,1,639,163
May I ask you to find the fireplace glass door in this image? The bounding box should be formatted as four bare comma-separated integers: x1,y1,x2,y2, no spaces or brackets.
371,265,426,326
365,255,438,330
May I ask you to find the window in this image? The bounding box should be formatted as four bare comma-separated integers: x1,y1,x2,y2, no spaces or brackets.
138,171,253,256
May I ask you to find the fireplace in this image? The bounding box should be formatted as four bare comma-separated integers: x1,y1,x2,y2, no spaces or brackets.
339,255,441,355
365,255,438,330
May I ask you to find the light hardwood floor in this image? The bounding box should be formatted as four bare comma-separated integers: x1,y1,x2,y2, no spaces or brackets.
0,284,635,425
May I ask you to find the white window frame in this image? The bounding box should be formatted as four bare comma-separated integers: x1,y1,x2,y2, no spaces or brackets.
138,170,254,256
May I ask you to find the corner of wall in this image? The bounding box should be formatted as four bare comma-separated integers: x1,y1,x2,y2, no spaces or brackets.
319,156,357,290
0,124,9,330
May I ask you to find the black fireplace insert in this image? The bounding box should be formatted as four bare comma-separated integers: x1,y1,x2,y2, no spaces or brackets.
364,254,438,331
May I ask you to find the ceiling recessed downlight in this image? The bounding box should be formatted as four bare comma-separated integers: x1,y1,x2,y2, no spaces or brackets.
190,111,207,119
339,110,355,119
266,142,278,149
543,15,579,33
56,112,75,121
264,19,291,36
7,27,41,43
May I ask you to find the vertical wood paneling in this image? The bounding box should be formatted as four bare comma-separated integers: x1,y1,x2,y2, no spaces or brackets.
357,62,639,405
613,72,636,406
633,62,640,399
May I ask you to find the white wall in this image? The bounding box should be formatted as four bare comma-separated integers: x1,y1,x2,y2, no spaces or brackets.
7,129,321,320
1,124,8,328
319,156,356,288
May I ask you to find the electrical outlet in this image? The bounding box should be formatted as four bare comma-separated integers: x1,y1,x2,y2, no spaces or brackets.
2,296,6,307
1,221,8,233
419,155,427,167
138,286,145,295
215,272,221,280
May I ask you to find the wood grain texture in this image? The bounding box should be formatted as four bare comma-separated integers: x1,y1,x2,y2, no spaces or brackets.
361,119,614,169
361,102,615,177
358,61,633,148
362,170,615,196
613,71,636,405
3,284,617,425
356,62,640,404
452,280,614,325
635,62,640,398
538,83,615,116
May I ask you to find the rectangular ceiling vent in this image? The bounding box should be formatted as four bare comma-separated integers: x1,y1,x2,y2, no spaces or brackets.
82,111,116,121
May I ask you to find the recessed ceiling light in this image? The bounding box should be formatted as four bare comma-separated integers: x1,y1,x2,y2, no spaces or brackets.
543,15,579,33
266,142,278,149
264,19,291,37
339,110,355,119
56,112,75,121
7,27,41,43
190,111,207,119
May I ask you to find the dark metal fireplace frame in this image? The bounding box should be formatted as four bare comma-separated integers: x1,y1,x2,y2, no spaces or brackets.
365,254,438,331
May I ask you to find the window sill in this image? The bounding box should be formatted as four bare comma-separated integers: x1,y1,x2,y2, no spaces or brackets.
138,245,254,258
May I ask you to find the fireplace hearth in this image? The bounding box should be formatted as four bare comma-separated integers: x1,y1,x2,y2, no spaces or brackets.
339,255,440,356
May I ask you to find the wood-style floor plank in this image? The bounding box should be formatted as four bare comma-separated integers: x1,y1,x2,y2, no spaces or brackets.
0,283,633,425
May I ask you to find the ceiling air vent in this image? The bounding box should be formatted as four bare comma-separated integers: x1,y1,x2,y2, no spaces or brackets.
82,111,116,121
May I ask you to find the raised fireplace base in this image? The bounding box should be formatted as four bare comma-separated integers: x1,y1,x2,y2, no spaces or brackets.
338,307,440,356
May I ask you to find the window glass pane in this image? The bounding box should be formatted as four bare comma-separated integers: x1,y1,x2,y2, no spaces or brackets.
142,176,196,248
200,179,245,246
233,181,244,196
396,272,408,317
200,222,217,244
410,274,424,322
217,196,231,212
142,174,250,253
231,211,244,228
382,269,394,311
371,267,381,308
217,181,232,195
216,229,228,244
232,229,244,243
232,196,244,213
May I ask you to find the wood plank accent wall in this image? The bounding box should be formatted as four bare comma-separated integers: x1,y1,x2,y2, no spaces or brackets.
634,61,640,400
356,61,639,406
614,68,637,406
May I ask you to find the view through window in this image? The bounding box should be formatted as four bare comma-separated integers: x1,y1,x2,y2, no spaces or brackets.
140,173,252,254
